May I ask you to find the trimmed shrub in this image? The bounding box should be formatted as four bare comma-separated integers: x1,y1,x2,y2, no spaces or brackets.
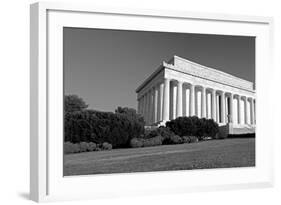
163,135,183,145
202,136,212,140
64,142,81,154
166,116,198,137
130,138,144,148
182,136,191,143
142,136,163,147
96,144,103,150
79,142,89,152
64,141,115,154
87,142,97,151
64,142,74,154
144,126,175,140
144,127,157,138
95,147,102,151
102,142,113,150
166,116,219,139
156,126,175,140
145,129,158,139
189,136,199,143
72,143,81,153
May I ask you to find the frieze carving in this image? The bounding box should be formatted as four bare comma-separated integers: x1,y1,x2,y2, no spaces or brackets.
166,57,254,91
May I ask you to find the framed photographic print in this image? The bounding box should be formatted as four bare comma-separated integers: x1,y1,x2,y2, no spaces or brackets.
30,2,274,202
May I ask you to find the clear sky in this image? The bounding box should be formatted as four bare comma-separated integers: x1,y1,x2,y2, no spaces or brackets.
64,27,255,112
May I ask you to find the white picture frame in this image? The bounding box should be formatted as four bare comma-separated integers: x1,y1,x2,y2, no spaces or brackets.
30,2,274,202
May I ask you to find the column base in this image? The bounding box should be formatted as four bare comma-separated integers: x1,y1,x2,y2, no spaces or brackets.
148,120,168,127
219,123,256,138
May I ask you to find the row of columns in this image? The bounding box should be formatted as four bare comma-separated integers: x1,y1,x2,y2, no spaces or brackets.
138,78,256,126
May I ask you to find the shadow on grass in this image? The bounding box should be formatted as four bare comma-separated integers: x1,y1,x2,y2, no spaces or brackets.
17,192,29,200
228,133,255,138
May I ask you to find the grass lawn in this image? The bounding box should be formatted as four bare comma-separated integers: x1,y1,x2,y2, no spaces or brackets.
64,138,255,176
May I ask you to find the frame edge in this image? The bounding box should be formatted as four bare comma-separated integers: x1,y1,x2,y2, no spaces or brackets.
30,2,48,202
30,2,39,202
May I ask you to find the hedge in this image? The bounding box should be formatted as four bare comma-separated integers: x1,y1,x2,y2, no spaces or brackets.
145,126,175,139
130,136,163,148
162,135,183,145
64,109,145,148
64,141,112,154
130,138,144,148
102,142,113,150
166,116,219,140
143,136,163,147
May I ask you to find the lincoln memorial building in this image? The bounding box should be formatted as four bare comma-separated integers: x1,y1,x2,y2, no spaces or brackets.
136,56,256,136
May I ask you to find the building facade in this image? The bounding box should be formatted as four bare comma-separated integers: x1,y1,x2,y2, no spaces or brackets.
136,56,256,134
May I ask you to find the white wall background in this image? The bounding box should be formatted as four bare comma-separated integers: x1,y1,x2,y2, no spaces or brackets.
0,0,280,204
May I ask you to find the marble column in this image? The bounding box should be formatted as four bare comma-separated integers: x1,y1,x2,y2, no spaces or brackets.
238,95,242,124
149,87,154,125
221,92,226,123
254,99,256,124
138,99,140,114
154,86,158,123
142,95,144,121
142,96,145,116
172,83,177,120
244,97,248,124
201,87,206,118
177,81,183,117
250,98,255,125
158,83,164,122
229,93,233,123
145,91,149,124
216,95,220,122
190,84,195,116
139,96,142,115
144,93,148,124
163,78,170,121
138,97,141,115
147,90,152,125
149,90,153,125
212,90,216,122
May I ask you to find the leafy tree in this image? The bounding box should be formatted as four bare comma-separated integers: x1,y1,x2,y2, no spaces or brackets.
64,95,88,113
115,107,142,121
115,106,145,138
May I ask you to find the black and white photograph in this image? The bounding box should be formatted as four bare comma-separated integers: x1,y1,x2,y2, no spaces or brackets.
63,27,256,176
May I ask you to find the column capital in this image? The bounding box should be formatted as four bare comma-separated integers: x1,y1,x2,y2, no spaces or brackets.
164,77,171,81
216,90,225,95
176,80,183,85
